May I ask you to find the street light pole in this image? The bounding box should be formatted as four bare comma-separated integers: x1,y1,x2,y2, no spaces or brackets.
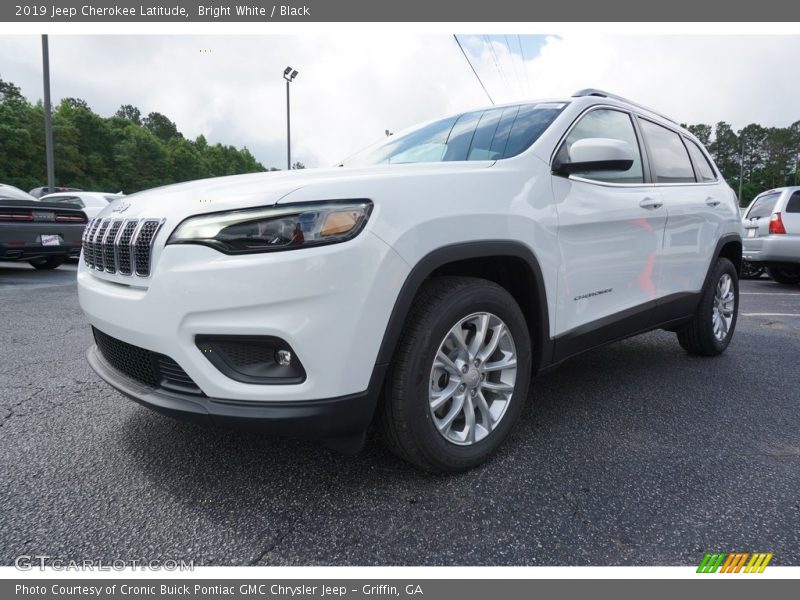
283,66,298,170
41,35,55,192
286,79,291,170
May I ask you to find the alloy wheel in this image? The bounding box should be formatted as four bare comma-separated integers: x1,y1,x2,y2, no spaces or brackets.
428,312,517,446
712,273,735,342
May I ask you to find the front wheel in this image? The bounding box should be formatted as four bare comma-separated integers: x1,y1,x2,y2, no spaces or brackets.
766,266,800,285
676,257,738,356
378,276,532,473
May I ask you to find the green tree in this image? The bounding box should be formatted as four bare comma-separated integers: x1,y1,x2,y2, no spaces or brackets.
687,124,712,147
0,75,276,193
167,137,208,182
115,104,142,125
709,121,740,184
113,126,169,192
143,111,180,142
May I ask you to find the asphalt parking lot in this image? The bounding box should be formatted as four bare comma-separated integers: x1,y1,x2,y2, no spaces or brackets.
1,262,798,566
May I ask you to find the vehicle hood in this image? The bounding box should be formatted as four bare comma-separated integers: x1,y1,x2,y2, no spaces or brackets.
94,162,494,220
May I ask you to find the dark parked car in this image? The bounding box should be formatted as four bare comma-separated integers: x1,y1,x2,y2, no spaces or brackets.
1,184,88,269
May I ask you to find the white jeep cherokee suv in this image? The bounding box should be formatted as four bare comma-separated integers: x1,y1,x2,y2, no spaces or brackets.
78,89,742,472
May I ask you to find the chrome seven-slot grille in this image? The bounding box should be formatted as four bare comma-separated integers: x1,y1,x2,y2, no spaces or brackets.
82,218,164,276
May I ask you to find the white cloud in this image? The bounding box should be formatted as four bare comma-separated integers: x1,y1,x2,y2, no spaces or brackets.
0,34,798,170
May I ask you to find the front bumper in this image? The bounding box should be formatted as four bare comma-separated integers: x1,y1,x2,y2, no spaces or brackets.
78,231,409,403
743,235,800,265
88,344,382,439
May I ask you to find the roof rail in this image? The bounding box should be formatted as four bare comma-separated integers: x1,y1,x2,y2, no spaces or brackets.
572,89,678,125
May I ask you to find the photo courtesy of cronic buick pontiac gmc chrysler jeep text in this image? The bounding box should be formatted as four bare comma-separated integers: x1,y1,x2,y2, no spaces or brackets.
77,90,743,472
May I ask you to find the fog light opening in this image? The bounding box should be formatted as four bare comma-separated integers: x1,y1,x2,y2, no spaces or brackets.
276,349,292,366
195,335,306,384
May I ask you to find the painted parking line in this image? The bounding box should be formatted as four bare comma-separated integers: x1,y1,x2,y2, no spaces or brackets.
741,312,800,317
741,292,800,296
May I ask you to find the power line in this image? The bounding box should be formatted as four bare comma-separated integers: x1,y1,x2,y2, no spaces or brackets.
517,35,532,98
484,34,512,99
504,34,523,99
453,34,494,105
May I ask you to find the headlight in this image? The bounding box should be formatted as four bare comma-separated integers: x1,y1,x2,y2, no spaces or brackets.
167,200,372,254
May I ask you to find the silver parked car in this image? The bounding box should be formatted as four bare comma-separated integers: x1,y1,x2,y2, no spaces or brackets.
742,187,800,284
739,207,765,279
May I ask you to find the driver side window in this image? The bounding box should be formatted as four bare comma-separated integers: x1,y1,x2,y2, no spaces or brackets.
556,109,644,184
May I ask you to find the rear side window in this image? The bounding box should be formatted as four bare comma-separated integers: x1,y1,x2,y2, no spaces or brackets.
786,191,800,213
746,192,781,219
639,119,696,184
685,139,716,182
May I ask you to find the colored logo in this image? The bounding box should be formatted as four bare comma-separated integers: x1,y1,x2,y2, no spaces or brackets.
697,552,773,573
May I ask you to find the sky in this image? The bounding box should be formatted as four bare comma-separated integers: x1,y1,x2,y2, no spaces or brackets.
0,34,798,169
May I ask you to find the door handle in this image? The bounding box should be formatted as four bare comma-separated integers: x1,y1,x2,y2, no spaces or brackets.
639,197,663,210
705,197,721,207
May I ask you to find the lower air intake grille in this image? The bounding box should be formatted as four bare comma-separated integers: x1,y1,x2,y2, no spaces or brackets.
92,327,204,396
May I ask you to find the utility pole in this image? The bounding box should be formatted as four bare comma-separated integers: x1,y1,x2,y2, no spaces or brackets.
738,137,745,206
42,35,55,192
283,67,298,170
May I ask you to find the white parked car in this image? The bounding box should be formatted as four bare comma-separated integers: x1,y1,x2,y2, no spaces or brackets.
39,191,124,219
78,90,742,472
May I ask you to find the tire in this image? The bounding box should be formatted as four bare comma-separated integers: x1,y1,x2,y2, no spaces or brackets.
29,256,65,270
378,276,532,473
766,266,800,285
740,259,764,280
676,257,738,356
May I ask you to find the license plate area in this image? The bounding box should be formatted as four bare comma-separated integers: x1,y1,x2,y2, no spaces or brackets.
40,234,63,246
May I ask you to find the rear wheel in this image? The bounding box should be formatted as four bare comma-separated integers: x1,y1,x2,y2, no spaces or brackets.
676,258,738,356
766,266,800,285
378,276,532,473
29,256,65,270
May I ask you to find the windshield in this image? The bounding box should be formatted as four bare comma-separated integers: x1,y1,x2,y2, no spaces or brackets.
746,192,781,219
342,102,567,167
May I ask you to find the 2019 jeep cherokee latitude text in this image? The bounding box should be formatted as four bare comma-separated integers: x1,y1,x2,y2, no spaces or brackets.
78,89,742,472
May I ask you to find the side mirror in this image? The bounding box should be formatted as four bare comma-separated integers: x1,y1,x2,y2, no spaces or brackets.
553,138,635,177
